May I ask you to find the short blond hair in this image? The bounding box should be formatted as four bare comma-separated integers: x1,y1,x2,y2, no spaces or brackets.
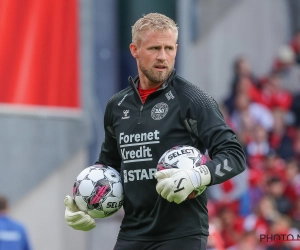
132,13,178,44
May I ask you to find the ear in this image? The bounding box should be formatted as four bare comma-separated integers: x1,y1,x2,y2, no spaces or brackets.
129,43,138,58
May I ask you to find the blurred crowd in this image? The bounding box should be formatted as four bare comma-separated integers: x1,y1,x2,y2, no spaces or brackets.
207,30,300,250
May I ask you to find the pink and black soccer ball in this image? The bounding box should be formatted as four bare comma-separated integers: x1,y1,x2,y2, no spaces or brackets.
73,164,123,218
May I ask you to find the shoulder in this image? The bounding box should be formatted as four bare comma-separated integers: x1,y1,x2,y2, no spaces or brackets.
172,76,219,110
0,216,26,231
106,87,132,108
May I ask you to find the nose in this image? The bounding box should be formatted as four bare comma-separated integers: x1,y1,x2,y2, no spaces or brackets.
157,49,167,61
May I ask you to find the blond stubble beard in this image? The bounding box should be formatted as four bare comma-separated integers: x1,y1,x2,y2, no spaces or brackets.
139,63,174,84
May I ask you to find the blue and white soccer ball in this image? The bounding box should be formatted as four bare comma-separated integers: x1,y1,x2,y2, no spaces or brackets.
157,145,207,199
73,164,124,218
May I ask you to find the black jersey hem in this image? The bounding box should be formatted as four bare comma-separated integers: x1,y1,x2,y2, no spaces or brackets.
117,229,209,242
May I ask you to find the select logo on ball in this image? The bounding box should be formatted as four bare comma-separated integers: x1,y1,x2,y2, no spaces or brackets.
156,145,207,199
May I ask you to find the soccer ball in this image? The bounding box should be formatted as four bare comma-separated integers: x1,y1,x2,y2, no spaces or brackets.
73,164,124,218
157,145,207,199
157,145,207,170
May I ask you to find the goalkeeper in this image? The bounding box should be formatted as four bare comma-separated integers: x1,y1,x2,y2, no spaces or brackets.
64,12,246,250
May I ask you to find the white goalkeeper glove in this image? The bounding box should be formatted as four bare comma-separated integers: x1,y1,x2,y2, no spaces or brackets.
155,165,211,204
64,195,96,231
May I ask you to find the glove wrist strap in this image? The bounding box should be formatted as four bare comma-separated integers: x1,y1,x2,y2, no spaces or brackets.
194,165,211,187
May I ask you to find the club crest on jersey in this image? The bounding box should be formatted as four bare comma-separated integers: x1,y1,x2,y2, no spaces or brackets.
151,102,168,120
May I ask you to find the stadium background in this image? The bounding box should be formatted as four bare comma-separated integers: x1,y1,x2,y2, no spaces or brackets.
0,0,299,249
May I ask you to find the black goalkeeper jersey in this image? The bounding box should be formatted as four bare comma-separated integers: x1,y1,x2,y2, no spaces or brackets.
97,69,246,241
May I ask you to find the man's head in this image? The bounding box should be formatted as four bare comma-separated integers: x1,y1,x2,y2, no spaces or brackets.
0,195,8,213
131,13,178,45
130,13,178,88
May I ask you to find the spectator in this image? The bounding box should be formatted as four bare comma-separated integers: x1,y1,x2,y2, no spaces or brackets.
266,215,295,250
246,125,270,169
207,217,225,250
293,128,300,161
224,77,260,117
218,206,245,249
268,73,293,110
233,56,257,82
244,196,280,236
290,29,300,65
244,168,265,215
208,168,249,215
291,93,300,127
231,92,274,136
0,195,32,250
269,108,295,160
224,56,259,115
291,197,300,230
285,159,300,203
230,231,264,250
262,150,287,187
266,177,292,215
253,73,293,111
272,45,300,94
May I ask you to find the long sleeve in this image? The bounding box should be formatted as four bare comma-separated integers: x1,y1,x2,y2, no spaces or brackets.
177,81,246,185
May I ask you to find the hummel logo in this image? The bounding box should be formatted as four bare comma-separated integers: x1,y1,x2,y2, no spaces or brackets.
122,110,130,119
174,178,186,193
215,159,232,177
